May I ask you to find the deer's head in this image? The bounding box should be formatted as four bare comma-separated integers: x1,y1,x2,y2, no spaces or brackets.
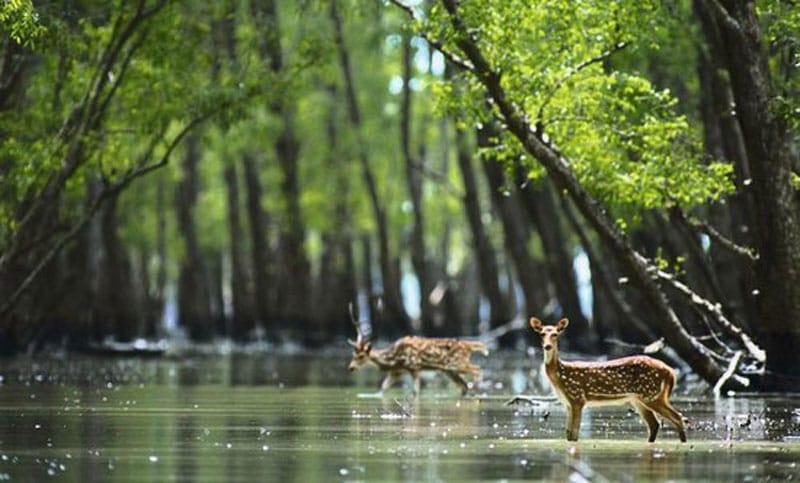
530,317,569,362
348,303,372,371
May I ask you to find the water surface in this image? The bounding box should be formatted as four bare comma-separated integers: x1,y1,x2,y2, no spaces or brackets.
1,352,798,481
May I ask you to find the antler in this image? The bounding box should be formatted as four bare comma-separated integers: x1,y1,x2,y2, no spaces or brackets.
348,302,365,347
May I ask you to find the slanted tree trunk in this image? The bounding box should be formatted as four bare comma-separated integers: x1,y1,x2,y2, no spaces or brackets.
175,134,213,341
455,125,514,337
697,0,800,388
331,0,410,335
437,0,730,384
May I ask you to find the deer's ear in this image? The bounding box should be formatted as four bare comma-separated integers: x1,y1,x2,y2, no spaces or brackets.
556,318,569,332
348,339,358,348
530,317,544,333
364,341,372,352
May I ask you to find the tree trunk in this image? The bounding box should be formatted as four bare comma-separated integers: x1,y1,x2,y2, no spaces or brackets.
96,192,139,342
175,134,213,342
253,0,312,334
224,162,255,341
330,0,410,335
455,125,514,336
242,154,275,338
698,0,800,387
477,124,544,347
314,84,358,344
400,29,433,332
517,177,596,352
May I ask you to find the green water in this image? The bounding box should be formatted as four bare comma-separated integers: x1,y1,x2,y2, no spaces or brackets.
0,352,798,481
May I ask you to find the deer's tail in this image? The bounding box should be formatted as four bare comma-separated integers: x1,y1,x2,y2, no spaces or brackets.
468,341,489,356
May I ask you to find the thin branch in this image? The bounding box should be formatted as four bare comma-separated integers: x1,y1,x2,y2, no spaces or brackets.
536,41,629,128
655,269,766,362
713,350,746,397
686,215,759,262
388,0,474,72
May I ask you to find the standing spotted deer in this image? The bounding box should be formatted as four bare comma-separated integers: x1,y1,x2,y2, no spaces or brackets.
530,317,687,442
347,308,487,395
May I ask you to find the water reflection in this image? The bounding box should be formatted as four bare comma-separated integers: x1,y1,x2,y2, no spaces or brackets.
0,353,798,481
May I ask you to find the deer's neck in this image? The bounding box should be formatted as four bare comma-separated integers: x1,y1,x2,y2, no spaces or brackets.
369,348,397,371
543,346,565,382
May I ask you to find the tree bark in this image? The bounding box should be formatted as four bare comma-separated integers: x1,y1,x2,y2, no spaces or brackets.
699,0,800,387
516,177,596,352
242,154,276,337
455,125,514,336
95,192,139,342
175,134,213,341
224,162,255,341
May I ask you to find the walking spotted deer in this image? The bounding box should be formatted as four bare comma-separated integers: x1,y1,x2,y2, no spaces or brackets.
530,317,687,442
347,308,488,395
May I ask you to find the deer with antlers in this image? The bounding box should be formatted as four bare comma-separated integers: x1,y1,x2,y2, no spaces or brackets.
347,306,488,395
530,317,687,442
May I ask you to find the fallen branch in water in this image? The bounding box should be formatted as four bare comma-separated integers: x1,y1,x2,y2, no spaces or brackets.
713,350,746,397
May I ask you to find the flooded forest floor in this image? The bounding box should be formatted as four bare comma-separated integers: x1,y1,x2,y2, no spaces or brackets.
0,350,799,481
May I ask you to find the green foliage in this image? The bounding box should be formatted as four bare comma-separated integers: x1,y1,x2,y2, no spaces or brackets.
0,0,46,46
425,0,735,220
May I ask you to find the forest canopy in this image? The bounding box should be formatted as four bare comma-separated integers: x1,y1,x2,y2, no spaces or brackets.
0,0,798,391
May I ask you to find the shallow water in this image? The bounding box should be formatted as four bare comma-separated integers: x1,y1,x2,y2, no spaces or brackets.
0,352,799,481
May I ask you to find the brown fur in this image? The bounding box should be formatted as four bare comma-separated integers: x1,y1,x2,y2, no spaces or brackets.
531,317,687,442
349,336,487,395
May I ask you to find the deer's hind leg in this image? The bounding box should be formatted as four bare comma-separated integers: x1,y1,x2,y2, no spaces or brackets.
632,401,660,442
445,370,469,396
645,399,687,442
411,370,421,396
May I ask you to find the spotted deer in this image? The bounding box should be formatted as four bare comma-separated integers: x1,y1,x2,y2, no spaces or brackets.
530,317,687,442
347,307,487,395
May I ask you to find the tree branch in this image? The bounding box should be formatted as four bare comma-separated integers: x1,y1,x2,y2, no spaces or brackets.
655,269,766,363
388,0,474,72
686,214,759,262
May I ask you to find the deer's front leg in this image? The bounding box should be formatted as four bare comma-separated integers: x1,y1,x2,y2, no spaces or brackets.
411,370,421,396
379,371,400,394
565,402,584,442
